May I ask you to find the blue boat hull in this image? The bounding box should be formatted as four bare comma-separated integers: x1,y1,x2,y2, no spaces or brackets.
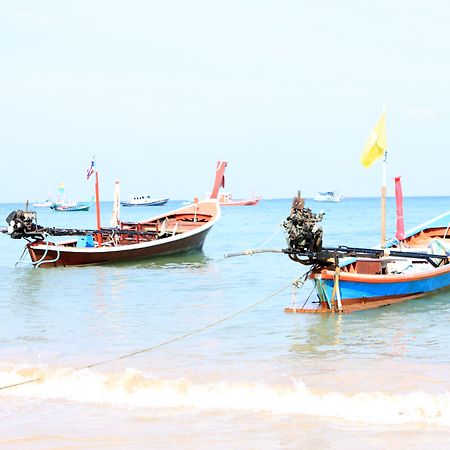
321,270,450,301
308,263,450,313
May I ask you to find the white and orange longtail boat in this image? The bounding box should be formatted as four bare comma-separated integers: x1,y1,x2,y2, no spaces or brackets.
2,163,224,268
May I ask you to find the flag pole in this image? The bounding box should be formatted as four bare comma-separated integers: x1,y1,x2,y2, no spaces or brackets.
381,150,387,247
95,171,103,246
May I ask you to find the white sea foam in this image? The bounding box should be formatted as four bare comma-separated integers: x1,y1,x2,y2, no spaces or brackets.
1,364,450,426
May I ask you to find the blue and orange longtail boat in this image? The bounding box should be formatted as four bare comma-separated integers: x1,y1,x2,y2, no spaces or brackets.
283,113,450,313
300,211,450,313
283,180,450,313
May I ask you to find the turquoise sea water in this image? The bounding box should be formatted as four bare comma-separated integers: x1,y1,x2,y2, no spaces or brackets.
1,197,450,449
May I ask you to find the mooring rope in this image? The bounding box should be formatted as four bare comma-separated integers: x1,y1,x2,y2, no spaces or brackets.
0,281,296,392
254,223,283,250
14,246,29,267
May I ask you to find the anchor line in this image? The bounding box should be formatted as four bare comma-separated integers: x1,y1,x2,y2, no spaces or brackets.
0,282,295,391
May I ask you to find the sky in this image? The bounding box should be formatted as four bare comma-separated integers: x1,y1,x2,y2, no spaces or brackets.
1,0,449,202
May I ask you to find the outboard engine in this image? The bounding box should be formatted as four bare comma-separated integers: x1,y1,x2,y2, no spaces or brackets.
5,210,43,239
283,193,324,253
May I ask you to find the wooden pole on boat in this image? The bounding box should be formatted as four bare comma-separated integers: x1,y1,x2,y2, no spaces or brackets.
193,196,198,222
95,171,102,246
381,150,387,247
110,180,120,228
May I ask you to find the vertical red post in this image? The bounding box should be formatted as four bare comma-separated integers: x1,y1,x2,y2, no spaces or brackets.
210,161,227,199
95,171,103,246
394,175,405,241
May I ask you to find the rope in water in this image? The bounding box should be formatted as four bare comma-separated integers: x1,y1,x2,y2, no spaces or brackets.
0,281,297,391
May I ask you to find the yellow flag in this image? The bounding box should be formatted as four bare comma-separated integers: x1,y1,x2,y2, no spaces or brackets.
360,111,387,168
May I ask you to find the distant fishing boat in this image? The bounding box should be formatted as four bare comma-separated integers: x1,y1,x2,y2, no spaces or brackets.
313,191,343,202
121,195,169,207
51,201,92,212
208,161,261,206
49,182,92,211
32,199,53,208
217,192,262,206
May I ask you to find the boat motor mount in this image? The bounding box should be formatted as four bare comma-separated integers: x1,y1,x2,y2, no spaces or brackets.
283,193,325,264
5,210,45,239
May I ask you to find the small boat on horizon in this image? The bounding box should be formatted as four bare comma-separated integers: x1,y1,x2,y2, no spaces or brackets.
208,161,261,206
48,182,93,211
121,195,169,207
313,191,343,203
32,199,53,208
216,192,262,206
50,201,92,212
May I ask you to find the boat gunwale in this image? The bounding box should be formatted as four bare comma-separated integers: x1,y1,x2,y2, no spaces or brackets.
316,260,450,284
28,200,221,255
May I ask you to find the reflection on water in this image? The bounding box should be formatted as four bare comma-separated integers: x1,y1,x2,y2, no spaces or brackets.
7,267,50,313
285,289,450,365
102,250,209,270
287,314,344,357
136,250,209,269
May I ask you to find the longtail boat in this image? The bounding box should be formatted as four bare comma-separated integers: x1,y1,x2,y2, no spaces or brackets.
282,186,450,313
225,184,450,313
1,162,222,268
225,115,450,312
6,200,219,268
283,113,450,312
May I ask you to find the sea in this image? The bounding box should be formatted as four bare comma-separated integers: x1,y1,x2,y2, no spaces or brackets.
1,197,450,449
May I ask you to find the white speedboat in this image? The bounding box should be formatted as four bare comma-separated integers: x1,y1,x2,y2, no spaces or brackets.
313,191,343,203
121,195,169,207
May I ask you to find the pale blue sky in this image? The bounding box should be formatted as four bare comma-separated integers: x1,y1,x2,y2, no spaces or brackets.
1,1,449,202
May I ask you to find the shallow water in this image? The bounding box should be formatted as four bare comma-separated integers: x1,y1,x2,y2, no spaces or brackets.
1,198,450,449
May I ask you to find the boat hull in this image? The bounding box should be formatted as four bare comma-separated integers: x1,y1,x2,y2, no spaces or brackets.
309,265,450,312
27,227,211,267
26,200,220,267
121,198,169,207
220,198,261,206
312,198,341,203
286,217,450,313
52,205,91,212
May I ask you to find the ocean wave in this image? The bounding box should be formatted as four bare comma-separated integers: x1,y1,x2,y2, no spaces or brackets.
1,363,450,426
